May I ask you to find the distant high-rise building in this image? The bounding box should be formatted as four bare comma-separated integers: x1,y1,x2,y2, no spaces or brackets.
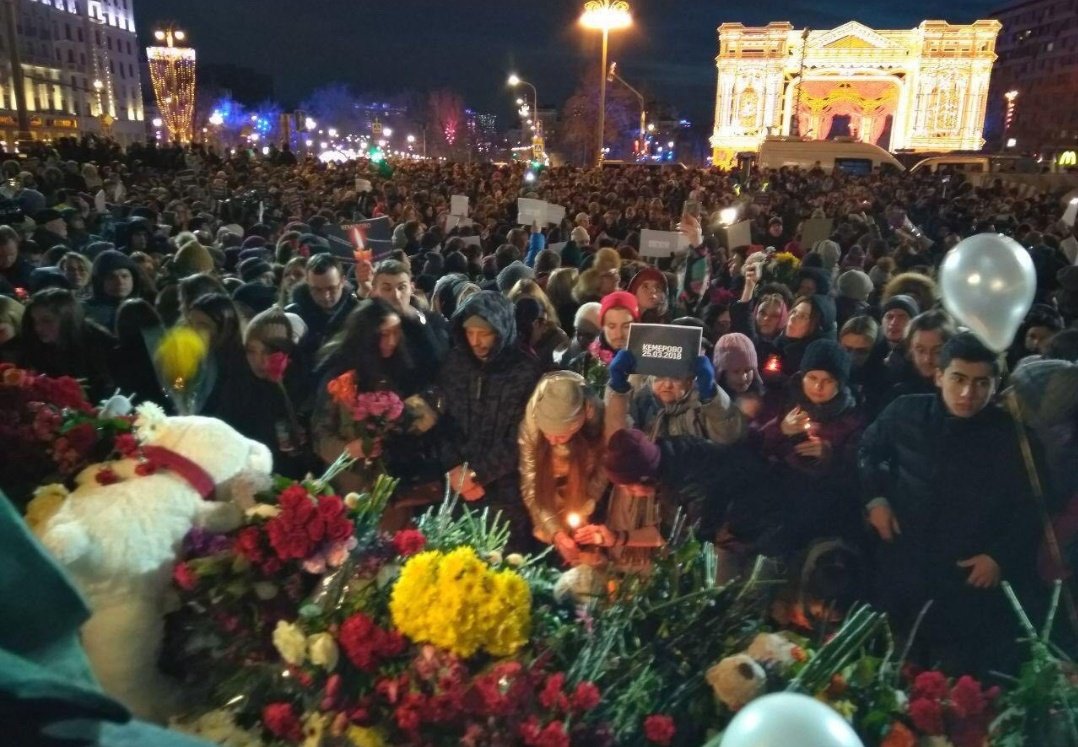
988,0,1078,159
0,0,145,145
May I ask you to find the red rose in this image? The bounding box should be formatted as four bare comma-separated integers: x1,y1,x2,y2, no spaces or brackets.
394,692,425,732
265,352,290,383
391,528,427,557
909,698,945,735
570,680,601,712
643,714,676,746
234,526,265,563
262,702,302,743
318,495,354,543
519,716,543,746
114,433,140,458
95,467,120,486
340,613,402,672
171,562,197,591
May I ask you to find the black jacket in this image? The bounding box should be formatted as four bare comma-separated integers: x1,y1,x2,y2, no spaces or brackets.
858,394,1040,578
435,291,543,507
286,283,359,360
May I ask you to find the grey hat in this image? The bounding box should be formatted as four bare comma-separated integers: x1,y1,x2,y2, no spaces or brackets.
496,260,535,294
837,270,873,302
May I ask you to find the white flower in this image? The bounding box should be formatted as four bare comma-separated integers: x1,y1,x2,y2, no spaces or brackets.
706,654,766,710
486,550,503,565
505,553,526,567
307,632,339,671
172,709,262,747
133,401,166,442
272,620,307,666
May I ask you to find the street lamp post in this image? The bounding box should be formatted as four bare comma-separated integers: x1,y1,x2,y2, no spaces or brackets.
508,73,544,160
580,1,632,167
607,61,646,159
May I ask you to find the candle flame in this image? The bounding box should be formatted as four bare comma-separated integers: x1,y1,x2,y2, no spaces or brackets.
567,512,581,529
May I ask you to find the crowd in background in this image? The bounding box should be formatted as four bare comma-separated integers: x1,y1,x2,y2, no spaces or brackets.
1,134,1077,676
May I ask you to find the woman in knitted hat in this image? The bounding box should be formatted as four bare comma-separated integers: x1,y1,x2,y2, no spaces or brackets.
760,339,865,553
713,331,780,431
518,371,606,564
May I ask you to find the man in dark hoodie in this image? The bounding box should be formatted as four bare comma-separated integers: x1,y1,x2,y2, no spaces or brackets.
286,253,358,359
83,249,143,333
31,209,70,253
435,291,544,546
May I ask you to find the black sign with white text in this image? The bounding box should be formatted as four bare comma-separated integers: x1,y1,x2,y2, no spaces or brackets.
626,324,701,379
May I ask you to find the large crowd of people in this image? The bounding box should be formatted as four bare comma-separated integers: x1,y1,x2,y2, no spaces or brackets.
1,134,1076,677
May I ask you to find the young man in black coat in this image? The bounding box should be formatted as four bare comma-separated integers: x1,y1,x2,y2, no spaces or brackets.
435,291,543,546
286,253,358,360
858,332,1043,674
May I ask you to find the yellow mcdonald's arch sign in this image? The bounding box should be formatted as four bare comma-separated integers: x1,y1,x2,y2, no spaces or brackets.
1059,151,1077,166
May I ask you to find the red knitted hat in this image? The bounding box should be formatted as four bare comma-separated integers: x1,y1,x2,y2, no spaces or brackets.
604,429,661,485
599,290,640,325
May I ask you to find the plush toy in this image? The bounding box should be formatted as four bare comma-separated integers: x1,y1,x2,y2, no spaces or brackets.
706,653,767,711
32,404,273,723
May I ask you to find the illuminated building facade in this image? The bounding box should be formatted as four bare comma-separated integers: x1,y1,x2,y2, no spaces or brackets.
0,0,145,145
710,20,1001,166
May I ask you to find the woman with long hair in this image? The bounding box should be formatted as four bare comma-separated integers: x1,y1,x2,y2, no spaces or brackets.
518,371,606,563
184,292,255,424
313,299,438,506
21,288,115,401
113,298,170,410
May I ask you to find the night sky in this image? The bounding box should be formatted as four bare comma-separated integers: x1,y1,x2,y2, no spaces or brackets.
135,0,1001,126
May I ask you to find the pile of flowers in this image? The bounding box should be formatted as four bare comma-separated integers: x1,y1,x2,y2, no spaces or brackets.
899,670,1000,747
0,363,125,507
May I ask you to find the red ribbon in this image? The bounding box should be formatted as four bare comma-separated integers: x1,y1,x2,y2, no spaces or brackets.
139,445,217,500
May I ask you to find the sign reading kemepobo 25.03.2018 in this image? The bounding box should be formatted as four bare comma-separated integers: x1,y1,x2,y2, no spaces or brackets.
626,323,702,379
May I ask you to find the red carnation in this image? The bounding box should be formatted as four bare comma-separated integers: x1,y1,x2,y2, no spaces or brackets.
570,680,601,712
519,716,543,745
394,692,425,732
911,670,950,702
262,702,302,743
535,721,570,747
317,495,354,543
949,675,988,718
644,714,676,746
114,432,140,458
392,528,427,557
909,698,945,735
234,526,265,563
171,562,197,591
340,612,402,672
539,672,569,711
65,423,97,454
265,352,290,383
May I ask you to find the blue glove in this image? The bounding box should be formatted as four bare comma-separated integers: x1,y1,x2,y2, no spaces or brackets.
607,350,636,393
695,354,717,400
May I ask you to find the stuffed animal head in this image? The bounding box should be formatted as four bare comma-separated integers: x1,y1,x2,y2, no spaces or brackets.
706,654,766,711
129,405,272,495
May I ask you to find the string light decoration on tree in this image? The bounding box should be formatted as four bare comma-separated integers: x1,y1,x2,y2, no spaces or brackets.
146,26,196,144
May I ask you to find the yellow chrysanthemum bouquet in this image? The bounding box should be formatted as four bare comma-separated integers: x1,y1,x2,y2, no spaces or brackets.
389,545,531,658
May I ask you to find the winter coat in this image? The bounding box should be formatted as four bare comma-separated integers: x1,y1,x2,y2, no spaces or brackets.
518,374,607,542
399,302,450,390
607,382,744,445
286,283,359,360
858,394,1041,606
435,292,544,520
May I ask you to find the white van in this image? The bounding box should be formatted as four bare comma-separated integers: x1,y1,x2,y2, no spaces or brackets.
909,154,1040,175
758,137,904,174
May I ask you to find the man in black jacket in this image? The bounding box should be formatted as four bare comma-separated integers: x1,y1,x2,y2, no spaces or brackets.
369,259,448,389
286,253,358,359
858,332,1041,673
435,291,543,546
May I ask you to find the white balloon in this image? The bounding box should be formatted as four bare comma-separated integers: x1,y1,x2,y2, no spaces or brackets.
939,233,1036,353
719,693,864,747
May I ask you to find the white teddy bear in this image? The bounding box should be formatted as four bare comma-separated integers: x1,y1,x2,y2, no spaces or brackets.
32,404,273,723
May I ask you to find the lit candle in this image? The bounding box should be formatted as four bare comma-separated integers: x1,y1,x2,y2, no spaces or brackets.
566,512,581,530
764,355,782,374
804,420,816,437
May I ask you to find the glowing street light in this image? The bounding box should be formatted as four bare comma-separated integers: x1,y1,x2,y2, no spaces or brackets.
208,110,224,126
304,116,317,131
152,117,163,128
406,134,416,143
383,127,393,137
508,73,541,142
327,127,338,138
580,0,632,165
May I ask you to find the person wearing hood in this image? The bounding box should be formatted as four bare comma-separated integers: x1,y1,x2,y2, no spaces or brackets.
518,371,607,563
761,339,865,553
84,249,143,333
627,266,670,323
796,265,832,298
835,269,873,329
435,291,544,546
775,293,836,376
713,331,779,431
59,251,92,300
286,253,359,361
31,209,70,253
